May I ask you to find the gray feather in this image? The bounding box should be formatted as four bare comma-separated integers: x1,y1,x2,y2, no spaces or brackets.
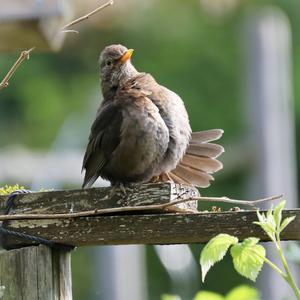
186,143,224,158
191,129,224,143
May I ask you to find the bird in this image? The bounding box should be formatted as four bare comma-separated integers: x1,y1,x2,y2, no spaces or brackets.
82,44,224,189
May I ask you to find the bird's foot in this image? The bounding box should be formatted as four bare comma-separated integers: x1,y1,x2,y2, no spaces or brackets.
149,176,160,183
149,173,174,184
108,183,129,200
118,183,128,196
110,182,143,206
161,172,174,182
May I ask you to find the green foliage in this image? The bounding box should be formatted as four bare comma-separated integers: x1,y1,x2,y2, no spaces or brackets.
199,201,300,299
254,200,296,242
194,291,224,300
273,200,285,228
0,185,51,196
226,285,260,300
0,184,25,196
230,238,265,281
200,234,265,283
162,285,260,300
200,234,238,281
280,216,296,233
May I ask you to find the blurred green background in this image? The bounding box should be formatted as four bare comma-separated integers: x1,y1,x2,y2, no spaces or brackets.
0,0,300,299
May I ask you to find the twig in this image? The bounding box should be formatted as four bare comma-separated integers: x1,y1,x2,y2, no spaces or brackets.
186,194,284,208
0,194,283,221
62,0,113,31
61,30,79,34
0,48,34,91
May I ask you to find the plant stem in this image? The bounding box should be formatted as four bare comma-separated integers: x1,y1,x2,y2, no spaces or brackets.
262,256,286,278
276,233,300,299
252,249,286,278
256,248,300,298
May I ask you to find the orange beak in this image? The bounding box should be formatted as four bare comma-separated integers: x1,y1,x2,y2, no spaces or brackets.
120,49,134,63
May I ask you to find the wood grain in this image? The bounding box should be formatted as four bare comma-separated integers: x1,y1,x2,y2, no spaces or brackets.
0,183,299,248
0,245,72,300
3,210,300,248
0,183,199,214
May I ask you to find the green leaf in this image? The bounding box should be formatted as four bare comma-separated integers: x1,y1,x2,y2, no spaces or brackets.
274,201,286,230
226,284,260,300
200,234,238,282
279,216,296,233
256,211,265,223
254,211,276,241
253,221,276,242
266,208,276,230
161,294,181,300
0,286,4,298
230,238,265,281
194,291,224,300
266,207,273,220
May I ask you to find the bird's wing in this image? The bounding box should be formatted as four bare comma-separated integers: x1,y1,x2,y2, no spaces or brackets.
82,103,123,188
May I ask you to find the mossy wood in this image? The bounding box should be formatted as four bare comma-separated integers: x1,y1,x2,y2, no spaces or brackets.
0,183,299,248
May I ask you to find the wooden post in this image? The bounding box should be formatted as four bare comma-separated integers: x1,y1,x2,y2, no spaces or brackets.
0,245,72,300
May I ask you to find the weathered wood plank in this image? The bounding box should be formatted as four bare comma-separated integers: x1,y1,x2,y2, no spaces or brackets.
0,183,199,214
3,210,300,248
0,183,199,248
52,250,72,300
0,183,298,248
0,245,72,300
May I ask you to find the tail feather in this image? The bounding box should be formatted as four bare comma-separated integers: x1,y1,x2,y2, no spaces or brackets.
181,155,223,173
186,143,224,158
168,129,224,188
191,129,223,143
168,172,190,185
172,165,213,188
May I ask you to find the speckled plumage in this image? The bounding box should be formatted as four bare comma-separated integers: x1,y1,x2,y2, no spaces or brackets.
82,44,224,188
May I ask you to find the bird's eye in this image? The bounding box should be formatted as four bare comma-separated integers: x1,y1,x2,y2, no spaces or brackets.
106,60,112,66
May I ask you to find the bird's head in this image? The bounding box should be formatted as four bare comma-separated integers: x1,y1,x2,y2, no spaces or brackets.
99,44,137,89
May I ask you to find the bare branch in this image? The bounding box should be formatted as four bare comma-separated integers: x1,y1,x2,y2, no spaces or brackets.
185,194,284,208
0,48,34,91
62,0,113,31
61,30,79,34
0,194,283,221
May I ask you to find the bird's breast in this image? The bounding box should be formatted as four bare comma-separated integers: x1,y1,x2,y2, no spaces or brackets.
104,98,169,182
